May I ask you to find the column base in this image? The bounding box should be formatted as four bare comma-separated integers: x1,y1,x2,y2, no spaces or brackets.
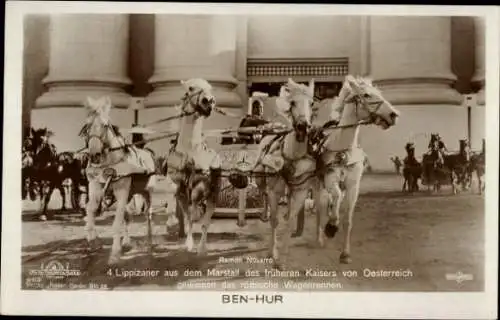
36,83,132,109
145,71,242,109
476,88,485,106
374,79,463,106
31,107,130,152
145,83,242,109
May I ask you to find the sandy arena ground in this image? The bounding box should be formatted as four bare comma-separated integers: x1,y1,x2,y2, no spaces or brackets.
21,173,485,292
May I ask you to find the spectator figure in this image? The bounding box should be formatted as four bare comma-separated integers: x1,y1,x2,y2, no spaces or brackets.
390,156,402,174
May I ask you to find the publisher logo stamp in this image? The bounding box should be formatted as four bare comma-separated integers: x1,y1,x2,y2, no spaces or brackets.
25,259,82,289
445,271,474,284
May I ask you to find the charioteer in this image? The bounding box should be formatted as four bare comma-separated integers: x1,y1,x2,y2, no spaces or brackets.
427,133,448,165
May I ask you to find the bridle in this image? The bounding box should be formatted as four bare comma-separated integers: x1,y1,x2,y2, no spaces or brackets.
180,88,214,117
345,92,385,125
80,116,127,166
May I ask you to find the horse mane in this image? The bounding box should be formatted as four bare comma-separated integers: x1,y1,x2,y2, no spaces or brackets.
284,81,314,100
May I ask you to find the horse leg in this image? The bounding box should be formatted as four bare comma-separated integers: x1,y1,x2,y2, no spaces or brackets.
451,171,458,195
255,168,270,223
121,204,133,253
260,194,270,222
477,170,483,195
143,190,154,255
41,183,55,221
266,180,282,263
58,183,67,211
108,177,131,265
197,197,216,256
84,180,103,248
178,197,194,252
323,170,343,240
175,197,186,238
71,178,80,210
313,181,329,248
275,187,309,269
237,187,247,227
292,204,305,238
339,164,363,264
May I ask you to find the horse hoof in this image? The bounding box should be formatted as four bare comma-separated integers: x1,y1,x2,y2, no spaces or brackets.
108,256,121,266
236,219,247,228
339,252,352,264
39,215,47,221
315,239,325,248
324,222,338,238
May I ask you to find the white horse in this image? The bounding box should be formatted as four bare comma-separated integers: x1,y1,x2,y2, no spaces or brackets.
164,78,221,255
82,96,157,265
252,78,318,270
315,75,400,264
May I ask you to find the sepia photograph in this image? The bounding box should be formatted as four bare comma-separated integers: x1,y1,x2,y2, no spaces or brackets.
2,1,498,318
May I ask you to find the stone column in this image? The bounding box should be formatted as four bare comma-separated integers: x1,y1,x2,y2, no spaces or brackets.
34,14,132,151
473,17,485,106
369,16,462,105
362,17,464,172
144,15,243,152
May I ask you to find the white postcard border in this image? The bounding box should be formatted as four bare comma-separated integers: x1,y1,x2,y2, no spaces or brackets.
2,2,498,318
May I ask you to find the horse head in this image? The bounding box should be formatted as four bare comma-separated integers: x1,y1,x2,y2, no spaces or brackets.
32,127,54,153
429,133,440,149
341,75,400,129
22,149,34,169
81,96,121,164
179,78,216,118
275,78,315,142
22,129,35,153
405,142,415,154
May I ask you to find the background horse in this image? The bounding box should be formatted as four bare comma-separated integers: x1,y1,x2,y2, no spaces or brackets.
164,78,220,255
316,75,400,264
402,143,422,193
251,78,318,270
422,137,470,194
469,139,485,194
56,151,88,211
82,96,157,265
22,129,36,201
422,134,448,192
29,128,71,220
